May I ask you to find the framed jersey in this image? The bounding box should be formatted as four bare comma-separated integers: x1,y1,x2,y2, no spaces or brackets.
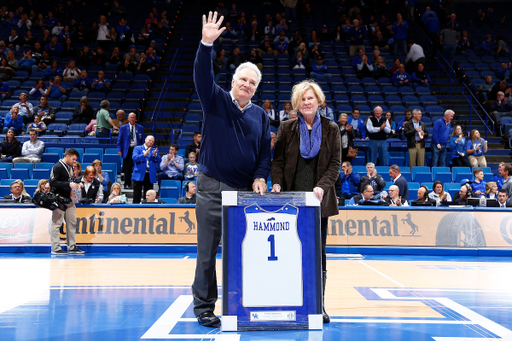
221,191,323,331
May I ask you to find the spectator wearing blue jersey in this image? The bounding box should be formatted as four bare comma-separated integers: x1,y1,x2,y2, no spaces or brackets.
471,168,486,197
480,34,495,56
45,36,62,57
44,12,58,29
392,13,408,55
496,62,511,81
0,77,11,102
391,64,411,87
432,109,454,167
351,48,365,67
44,60,62,80
449,125,469,167
348,108,367,139
45,76,67,102
91,71,111,93
337,161,360,199
466,129,488,168
3,105,24,135
411,63,431,86
421,6,438,23
310,56,332,80
116,18,133,51
348,19,366,57
72,70,92,94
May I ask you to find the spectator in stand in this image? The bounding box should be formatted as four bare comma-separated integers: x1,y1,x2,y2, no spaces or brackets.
185,131,201,160
440,23,460,67
26,115,46,134
356,55,374,79
3,105,24,135
336,161,360,199
91,47,108,68
405,40,425,75
0,58,17,80
391,64,411,87
351,48,365,67
45,36,62,57
502,164,512,205
385,111,397,138
371,31,389,50
477,75,494,102
185,152,199,180
107,182,126,204
392,13,408,55
310,56,332,81
140,189,165,204
425,14,440,57
15,93,33,124
372,56,390,78
132,135,161,204
466,129,488,167
0,77,11,101
485,181,498,199
359,162,387,198
489,80,512,103
449,125,469,167
280,0,297,23
61,37,77,59
337,113,355,163
62,60,80,82
279,102,293,122
452,180,472,205
471,168,486,197
384,185,408,206
274,33,289,57
227,47,245,71
247,49,262,71
366,106,390,166
491,162,506,190
3,180,31,203
390,58,401,74
95,100,119,138
177,181,197,204
496,63,511,81
72,96,94,124
480,34,495,56
431,109,454,167
118,54,136,76
116,18,133,51
490,91,512,132
348,108,367,139
45,75,67,102
43,60,62,80
413,186,437,204
72,70,92,94
257,35,274,56
411,63,432,86
404,108,428,167
117,113,144,189
18,51,36,72
319,102,335,122
389,164,409,202
348,19,366,57
146,47,160,69
36,179,51,194
262,100,279,128
457,31,472,55
397,109,412,139
91,71,111,93
429,181,452,206
158,144,185,189
0,128,21,162
347,183,385,205
498,189,511,207
111,110,128,135
6,50,18,70
92,159,110,198
12,130,44,163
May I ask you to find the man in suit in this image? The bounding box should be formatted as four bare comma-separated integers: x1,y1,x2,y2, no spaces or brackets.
384,185,409,206
117,112,144,189
404,108,429,167
389,164,409,202
131,135,161,203
498,189,512,208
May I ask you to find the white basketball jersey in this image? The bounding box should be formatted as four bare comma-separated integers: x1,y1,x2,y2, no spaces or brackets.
242,204,303,307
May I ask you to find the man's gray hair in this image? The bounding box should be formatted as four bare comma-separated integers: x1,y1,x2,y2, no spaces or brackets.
389,164,401,173
444,109,455,116
412,108,422,115
366,162,375,168
233,62,262,87
100,99,110,109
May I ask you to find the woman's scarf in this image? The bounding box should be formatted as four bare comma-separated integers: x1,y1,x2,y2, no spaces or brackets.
298,111,322,159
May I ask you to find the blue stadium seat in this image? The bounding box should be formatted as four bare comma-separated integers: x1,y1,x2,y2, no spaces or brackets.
42,153,60,163
67,123,87,136
46,123,67,136
445,183,460,198
35,162,54,170
13,163,33,178
103,154,122,171
10,168,29,180
102,163,118,178
82,153,102,164
32,169,50,180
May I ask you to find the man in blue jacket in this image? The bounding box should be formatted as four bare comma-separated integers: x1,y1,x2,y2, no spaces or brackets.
348,108,367,139
117,113,144,189
392,13,409,55
431,109,454,167
191,11,271,328
337,161,360,199
131,135,161,203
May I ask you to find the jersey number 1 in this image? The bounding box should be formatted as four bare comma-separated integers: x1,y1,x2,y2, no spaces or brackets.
268,234,278,261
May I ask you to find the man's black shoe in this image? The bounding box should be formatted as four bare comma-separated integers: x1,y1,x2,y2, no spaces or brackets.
68,246,85,254
197,312,220,327
51,249,67,255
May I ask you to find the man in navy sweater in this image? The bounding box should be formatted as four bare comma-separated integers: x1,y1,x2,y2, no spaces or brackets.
431,110,454,167
192,11,272,327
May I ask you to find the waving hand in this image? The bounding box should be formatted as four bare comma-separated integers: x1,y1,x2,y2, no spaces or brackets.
202,11,225,45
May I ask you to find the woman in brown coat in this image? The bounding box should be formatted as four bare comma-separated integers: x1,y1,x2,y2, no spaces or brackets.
271,79,341,323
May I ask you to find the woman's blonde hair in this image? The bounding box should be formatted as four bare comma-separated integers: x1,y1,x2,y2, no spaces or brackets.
37,179,49,193
111,182,122,195
485,181,497,194
11,179,29,196
338,113,348,122
92,159,102,168
290,80,325,113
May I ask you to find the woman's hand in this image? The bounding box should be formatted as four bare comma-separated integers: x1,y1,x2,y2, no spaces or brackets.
313,187,324,202
271,184,281,193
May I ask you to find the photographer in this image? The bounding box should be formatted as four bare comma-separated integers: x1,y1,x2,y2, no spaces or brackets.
49,148,85,255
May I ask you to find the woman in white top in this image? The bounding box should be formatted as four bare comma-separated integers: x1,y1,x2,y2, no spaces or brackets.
262,99,279,128
97,15,110,50
428,181,452,206
279,101,292,122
